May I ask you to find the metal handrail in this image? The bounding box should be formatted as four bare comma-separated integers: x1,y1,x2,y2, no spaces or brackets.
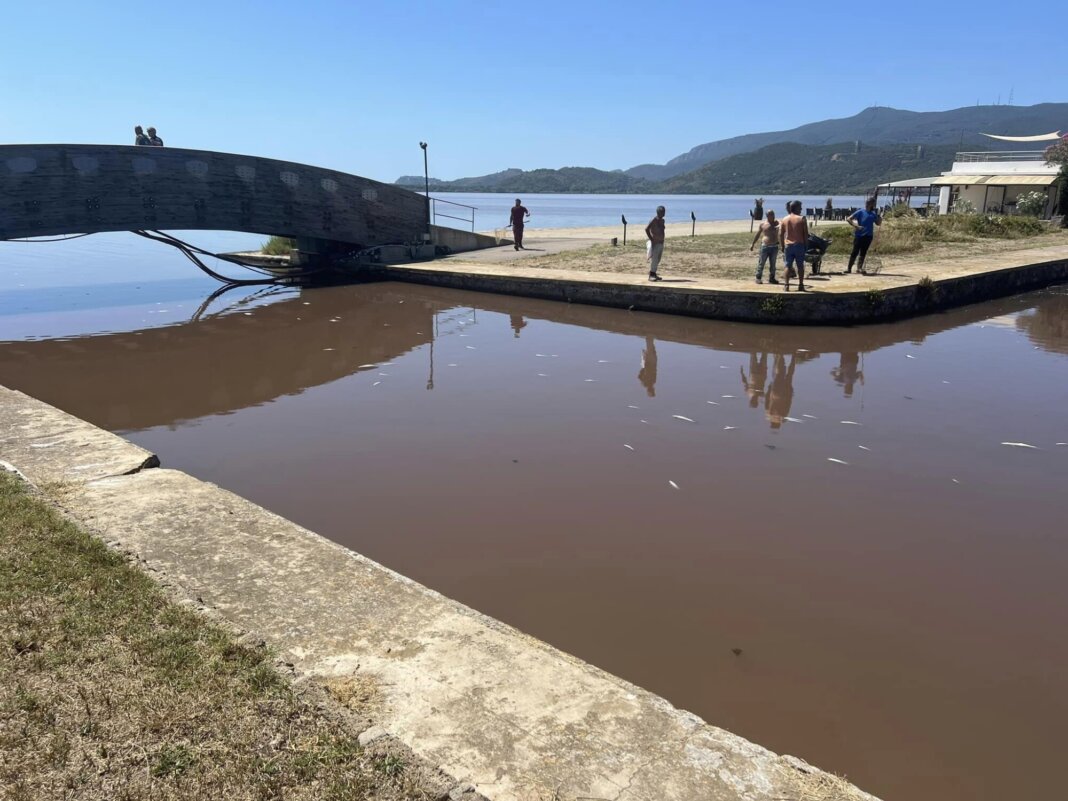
955,150,1048,163
430,196,477,231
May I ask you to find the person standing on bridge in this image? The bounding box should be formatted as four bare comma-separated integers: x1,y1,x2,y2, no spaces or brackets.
147,127,164,147
508,199,530,251
134,125,151,146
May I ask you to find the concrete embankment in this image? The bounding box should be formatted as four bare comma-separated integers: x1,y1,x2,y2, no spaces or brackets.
373,249,1068,325
0,385,879,801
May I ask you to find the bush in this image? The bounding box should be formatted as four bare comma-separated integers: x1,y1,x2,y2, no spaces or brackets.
885,202,917,219
1016,191,1048,217
951,198,976,214
261,236,295,256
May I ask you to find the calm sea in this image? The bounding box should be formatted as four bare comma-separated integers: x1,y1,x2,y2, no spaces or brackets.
427,192,867,232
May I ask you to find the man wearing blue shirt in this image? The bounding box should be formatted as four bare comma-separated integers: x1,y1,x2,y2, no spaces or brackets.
846,198,882,274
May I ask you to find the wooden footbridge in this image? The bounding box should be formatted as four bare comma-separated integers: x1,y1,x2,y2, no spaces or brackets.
0,144,494,265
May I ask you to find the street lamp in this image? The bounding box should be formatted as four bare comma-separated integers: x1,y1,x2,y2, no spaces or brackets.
419,142,431,241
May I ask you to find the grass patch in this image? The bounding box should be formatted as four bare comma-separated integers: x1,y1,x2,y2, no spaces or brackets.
0,471,423,801
261,235,295,256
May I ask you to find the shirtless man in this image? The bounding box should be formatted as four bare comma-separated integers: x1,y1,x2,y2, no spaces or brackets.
780,200,809,292
749,209,780,284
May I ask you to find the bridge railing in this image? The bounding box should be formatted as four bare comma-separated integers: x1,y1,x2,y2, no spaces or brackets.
430,197,477,232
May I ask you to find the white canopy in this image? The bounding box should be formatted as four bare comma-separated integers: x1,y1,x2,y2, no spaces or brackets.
980,131,1063,142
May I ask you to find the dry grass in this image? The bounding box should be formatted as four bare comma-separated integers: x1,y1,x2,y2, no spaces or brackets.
0,471,434,801
522,221,1067,284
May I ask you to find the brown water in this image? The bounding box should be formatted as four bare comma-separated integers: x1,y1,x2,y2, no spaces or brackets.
2,279,1067,801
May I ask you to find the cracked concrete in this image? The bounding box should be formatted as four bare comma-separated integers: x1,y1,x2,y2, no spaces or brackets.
0,385,880,801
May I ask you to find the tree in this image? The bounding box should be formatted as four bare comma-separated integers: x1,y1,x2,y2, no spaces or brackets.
1046,137,1068,225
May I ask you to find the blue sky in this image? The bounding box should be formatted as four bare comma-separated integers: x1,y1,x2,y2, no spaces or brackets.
3,0,1065,183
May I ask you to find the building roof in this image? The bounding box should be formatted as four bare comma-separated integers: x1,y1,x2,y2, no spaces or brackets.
932,174,1059,186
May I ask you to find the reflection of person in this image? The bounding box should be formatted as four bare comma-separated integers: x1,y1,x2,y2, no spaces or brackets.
846,197,882,274
147,126,164,146
780,201,808,292
765,354,796,429
831,352,864,397
740,352,768,407
509,199,530,251
134,125,150,146
750,210,780,285
509,313,526,339
645,205,666,282
638,336,658,397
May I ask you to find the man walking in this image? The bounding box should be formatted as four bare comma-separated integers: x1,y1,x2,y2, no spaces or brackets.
780,201,808,292
147,126,164,147
645,205,666,281
846,197,882,274
509,199,530,251
134,125,150,146
749,209,780,284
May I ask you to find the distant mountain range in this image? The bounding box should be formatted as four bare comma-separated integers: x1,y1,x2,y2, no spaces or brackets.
396,103,1067,195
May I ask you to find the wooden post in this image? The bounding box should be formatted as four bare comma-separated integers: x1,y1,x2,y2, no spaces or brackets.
691,211,696,237
621,214,627,245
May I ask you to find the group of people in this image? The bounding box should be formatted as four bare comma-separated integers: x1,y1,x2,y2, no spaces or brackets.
133,125,164,147
508,197,883,289
749,198,882,288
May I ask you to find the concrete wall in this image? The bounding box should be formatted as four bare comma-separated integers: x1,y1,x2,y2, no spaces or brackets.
431,224,508,252
376,256,1068,326
0,144,427,248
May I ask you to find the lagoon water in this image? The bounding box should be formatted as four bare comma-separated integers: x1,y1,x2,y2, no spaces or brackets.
1,204,1066,801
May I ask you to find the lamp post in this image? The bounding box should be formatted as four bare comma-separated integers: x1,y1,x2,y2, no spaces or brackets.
419,141,430,241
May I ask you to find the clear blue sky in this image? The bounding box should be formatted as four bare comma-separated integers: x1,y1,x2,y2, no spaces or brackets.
3,0,1065,183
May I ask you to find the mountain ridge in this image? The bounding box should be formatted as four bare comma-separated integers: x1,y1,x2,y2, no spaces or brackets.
395,103,1067,194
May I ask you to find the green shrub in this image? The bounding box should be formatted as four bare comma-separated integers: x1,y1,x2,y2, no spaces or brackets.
951,198,976,214
864,288,884,309
261,236,295,256
885,202,917,219
1016,191,1048,217
916,276,939,305
760,296,785,316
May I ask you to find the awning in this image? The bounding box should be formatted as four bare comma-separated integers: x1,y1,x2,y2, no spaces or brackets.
877,176,943,189
981,131,1062,142
932,174,1059,186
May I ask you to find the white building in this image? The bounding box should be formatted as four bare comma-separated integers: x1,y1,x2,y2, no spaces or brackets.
876,132,1064,219
933,150,1060,217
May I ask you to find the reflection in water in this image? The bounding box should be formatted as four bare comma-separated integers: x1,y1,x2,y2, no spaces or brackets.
638,336,657,397
2,279,1068,801
765,354,796,429
509,313,527,339
831,352,864,398
740,352,768,408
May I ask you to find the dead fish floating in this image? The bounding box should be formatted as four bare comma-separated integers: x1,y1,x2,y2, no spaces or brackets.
827,458,849,465
1001,442,1038,449
706,401,719,405
858,445,871,451
784,417,803,423
668,480,680,490
802,414,817,419
673,415,697,423
841,421,861,426
623,444,635,451
723,426,737,430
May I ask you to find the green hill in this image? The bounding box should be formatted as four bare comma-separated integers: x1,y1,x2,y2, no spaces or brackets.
658,141,969,195
633,103,1068,179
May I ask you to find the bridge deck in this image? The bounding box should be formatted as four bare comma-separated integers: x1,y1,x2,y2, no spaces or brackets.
0,144,427,248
